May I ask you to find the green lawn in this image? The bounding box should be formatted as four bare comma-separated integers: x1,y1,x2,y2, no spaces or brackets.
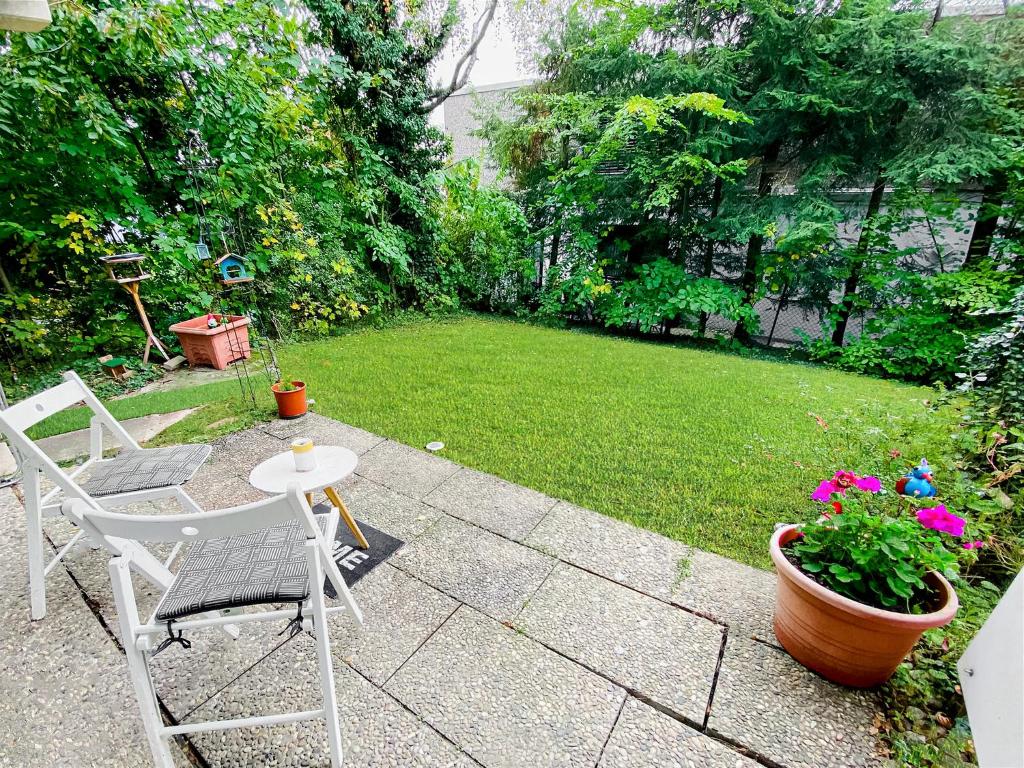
272,317,951,569
29,377,267,440
41,316,953,568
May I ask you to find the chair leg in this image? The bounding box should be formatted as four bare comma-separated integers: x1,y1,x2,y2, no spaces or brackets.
306,543,344,768
24,467,46,620
109,557,176,768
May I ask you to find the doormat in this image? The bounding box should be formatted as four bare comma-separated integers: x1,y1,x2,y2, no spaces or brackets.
314,503,404,597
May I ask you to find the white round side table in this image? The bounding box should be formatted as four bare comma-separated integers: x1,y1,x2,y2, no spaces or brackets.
249,445,368,549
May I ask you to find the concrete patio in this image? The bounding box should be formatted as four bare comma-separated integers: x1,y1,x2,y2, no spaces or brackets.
0,413,882,768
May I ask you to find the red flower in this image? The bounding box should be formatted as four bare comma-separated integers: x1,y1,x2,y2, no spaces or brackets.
811,471,882,502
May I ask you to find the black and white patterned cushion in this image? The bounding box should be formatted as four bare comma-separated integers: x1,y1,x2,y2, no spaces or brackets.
81,444,212,497
155,515,330,622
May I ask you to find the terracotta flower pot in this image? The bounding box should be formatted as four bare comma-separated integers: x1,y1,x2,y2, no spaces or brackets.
770,524,958,687
271,381,307,419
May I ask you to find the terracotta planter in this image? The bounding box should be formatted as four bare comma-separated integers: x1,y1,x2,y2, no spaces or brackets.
272,381,307,419
770,524,958,687
169,314,251,370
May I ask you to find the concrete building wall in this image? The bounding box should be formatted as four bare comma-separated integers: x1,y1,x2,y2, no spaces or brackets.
442,80,533,185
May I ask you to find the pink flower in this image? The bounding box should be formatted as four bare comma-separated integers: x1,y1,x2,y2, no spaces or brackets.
811,471,882,502
962,540,985,550
916,505,966,537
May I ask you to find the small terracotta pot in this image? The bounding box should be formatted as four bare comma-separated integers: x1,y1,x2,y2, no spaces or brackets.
271,381,307,419
770,524,958,687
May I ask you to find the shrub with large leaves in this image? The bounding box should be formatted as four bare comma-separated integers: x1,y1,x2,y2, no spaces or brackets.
602,259,755,334
960,285,1024,421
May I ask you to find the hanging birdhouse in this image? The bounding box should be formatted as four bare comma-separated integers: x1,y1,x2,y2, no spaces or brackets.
0,0,51,32
215,254,253,285
99,253,149,284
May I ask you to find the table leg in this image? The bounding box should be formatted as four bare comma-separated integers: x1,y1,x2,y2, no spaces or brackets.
324,486,369,550
305,492,314,507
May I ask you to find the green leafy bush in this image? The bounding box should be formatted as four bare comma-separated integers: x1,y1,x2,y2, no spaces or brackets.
602,259,756,334
959,285,1024,421
805,266,1020,383
430,160,533,314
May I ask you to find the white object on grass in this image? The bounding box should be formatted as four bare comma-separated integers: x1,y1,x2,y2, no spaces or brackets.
425,441,444,452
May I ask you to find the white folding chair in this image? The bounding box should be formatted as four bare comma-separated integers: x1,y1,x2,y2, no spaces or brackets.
63,485,363,768
0,370,212,619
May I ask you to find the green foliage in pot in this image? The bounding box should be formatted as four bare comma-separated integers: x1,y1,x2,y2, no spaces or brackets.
788,472,980,613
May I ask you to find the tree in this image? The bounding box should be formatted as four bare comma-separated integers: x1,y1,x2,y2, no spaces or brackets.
422,0,500,111
485,0,1024,380
0,0,512,363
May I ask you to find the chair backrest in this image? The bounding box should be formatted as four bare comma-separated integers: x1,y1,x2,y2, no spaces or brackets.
0,370,139,495
63,484,322,544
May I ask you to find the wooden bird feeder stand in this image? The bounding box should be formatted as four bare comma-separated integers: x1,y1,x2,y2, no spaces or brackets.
99,253,170,364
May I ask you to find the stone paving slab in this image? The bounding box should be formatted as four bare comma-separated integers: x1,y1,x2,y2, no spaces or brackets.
671,549,778,643
391,514,555,622
333,563,459,685
131,364,238,395
423,467,556,541
153,614,300,720
198,429,292,479
184,632,477,768
0,441,19,476
356,440,461,500
385,607,626,768
523,501,778,643
187,472,266,511
516,563,723,723
524,501,692,601
598,698,758,768
57,531,172,629
260,413,385,456
0,488,191,768
339,476,444,542
707,636,881,768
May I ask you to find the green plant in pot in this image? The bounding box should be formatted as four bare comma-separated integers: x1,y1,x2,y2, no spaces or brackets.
271,376,307,419
770,470,978,687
